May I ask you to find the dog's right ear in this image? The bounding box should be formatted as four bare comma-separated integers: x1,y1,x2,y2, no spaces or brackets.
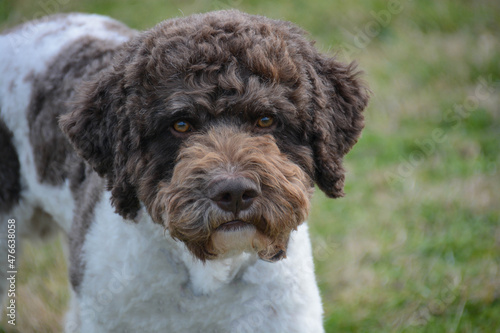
59,35,154,220
59,69,123,178
59,42,146,220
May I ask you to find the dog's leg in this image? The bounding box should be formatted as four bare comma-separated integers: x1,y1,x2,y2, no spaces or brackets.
0,214,12,307
0,202,36,309
0,115,25,309
0,214,14,309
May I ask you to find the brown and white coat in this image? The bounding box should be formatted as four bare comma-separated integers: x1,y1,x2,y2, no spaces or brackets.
0,11,368,332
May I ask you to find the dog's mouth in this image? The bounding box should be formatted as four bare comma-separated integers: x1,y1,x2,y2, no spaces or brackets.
210,219,288,262
216,220,254,232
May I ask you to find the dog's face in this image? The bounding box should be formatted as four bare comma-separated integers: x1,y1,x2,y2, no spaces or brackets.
59,10,369,261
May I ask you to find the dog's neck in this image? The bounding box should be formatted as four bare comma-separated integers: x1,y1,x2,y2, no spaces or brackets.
180,250,258,295
134,205,258,295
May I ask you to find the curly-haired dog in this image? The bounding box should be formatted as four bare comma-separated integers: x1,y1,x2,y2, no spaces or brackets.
0,10,369,332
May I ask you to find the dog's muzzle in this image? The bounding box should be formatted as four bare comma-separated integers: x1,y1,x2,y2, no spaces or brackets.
207,175,287,262
151,125,312,262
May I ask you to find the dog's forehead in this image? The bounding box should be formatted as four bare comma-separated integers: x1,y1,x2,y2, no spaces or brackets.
161,77,299,119
142,10,313,88
131,11,319,135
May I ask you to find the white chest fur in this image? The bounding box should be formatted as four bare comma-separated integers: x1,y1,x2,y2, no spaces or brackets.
73,192,324,333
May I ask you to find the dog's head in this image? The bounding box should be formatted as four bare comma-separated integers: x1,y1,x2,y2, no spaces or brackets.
59,10,369,261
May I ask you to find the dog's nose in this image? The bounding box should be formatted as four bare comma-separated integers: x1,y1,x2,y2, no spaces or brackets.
209,177,260,214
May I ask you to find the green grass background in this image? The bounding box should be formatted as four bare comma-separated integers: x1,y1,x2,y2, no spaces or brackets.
1,0,499,332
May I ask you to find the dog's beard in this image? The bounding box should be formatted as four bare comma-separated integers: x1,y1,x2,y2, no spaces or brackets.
150,126,313,262
159,192,305,262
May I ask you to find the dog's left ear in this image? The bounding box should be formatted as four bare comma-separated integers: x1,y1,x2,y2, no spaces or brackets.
309,55,370,198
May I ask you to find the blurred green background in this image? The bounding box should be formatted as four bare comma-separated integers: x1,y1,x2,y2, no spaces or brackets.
1,0,499,332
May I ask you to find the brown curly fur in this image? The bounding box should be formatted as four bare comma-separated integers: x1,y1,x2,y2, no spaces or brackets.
151,125,312,261
59,10,369,261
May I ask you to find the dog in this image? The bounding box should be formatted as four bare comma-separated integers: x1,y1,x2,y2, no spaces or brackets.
0,10,369,332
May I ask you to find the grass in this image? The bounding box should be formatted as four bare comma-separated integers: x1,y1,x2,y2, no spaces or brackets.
1,0,499,332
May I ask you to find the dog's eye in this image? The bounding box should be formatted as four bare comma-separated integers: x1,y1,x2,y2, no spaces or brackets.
173,120,192,133
257,116,274,128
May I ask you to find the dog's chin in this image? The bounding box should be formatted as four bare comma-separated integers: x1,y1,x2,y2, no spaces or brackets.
209,220,288,262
